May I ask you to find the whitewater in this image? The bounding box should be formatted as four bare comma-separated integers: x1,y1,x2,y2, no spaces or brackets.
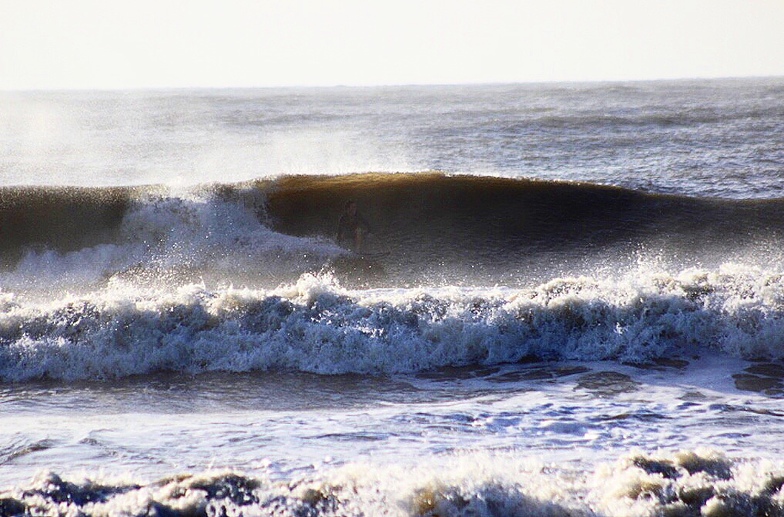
1,78,784,516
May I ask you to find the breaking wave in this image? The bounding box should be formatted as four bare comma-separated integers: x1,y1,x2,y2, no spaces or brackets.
2,263,784,381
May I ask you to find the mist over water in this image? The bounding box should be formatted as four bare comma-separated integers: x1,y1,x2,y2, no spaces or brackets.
3,78,783,197
2,78,784,516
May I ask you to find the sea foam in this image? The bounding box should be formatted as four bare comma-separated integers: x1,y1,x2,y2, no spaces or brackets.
3,262,784,382
2,449,782,516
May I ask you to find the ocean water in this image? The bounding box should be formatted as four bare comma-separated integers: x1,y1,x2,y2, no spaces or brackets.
1,78,784,516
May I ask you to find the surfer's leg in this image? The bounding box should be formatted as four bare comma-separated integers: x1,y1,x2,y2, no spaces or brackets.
355,228,364,253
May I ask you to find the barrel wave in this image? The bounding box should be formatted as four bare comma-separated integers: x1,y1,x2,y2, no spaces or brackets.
3,172,784,285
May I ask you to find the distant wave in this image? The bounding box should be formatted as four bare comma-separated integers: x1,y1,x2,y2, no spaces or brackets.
3,264,784,382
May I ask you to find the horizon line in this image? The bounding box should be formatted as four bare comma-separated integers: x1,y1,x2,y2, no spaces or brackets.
2,74,783,94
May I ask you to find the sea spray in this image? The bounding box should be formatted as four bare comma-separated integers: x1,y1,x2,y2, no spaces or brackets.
3,264,784,382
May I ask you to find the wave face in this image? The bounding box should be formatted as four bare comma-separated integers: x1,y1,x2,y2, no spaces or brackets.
3,173,784,285
262,173,784,280
0,186,133,264
2,173,784,381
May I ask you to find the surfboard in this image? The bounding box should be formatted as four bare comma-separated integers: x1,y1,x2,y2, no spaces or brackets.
351,251,390,261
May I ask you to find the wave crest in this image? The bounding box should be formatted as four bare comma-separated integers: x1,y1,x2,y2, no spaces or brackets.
3,264,784,382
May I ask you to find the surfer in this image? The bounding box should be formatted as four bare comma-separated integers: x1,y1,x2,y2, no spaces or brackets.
337,200,370,253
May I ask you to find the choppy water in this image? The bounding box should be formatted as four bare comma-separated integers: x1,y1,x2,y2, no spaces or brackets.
1,78,784,516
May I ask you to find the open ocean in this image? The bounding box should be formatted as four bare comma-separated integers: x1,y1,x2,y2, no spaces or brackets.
2,78,784,516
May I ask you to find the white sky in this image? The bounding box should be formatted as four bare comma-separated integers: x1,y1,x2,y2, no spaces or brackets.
1,0,783,90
